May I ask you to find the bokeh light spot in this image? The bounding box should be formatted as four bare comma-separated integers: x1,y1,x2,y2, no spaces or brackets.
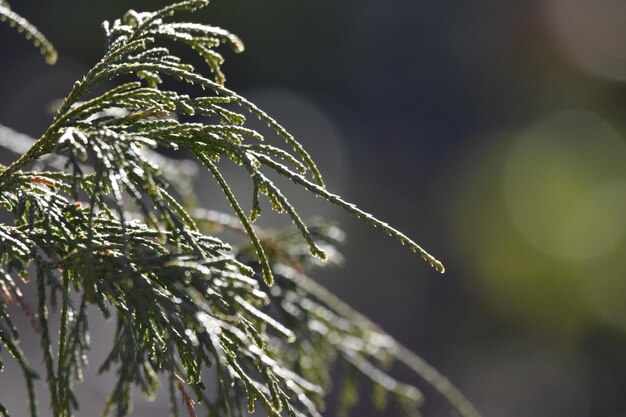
503,110,626,260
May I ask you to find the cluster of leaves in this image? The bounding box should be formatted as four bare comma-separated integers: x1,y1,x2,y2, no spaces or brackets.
0,2,478,417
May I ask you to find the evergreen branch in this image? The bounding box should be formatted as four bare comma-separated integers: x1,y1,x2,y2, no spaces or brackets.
202,138,328,259
254,172,328,260
92,61,325,186
271,264,477,417
56,271,72,415
256,155,445,273
175,377,198,417
394,345,482,417
125,0,209,41
0,327,39,417
247,144,308,174
199,155,274,286
0,2,57,64
36,263,60,417
0,2,466,417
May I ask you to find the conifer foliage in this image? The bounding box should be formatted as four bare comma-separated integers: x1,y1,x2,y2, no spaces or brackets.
0,2,479,417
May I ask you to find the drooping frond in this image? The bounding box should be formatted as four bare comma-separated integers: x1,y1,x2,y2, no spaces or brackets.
0,0,443,274
266,262,479,417
0,2,468,417
0,1,57,64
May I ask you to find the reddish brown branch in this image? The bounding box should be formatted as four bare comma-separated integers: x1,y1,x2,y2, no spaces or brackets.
175,376,198,417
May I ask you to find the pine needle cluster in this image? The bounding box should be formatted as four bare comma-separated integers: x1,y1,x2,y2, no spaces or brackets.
0,2,479,417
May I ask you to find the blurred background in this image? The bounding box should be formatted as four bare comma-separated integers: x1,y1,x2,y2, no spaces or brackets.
2,1,626,416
